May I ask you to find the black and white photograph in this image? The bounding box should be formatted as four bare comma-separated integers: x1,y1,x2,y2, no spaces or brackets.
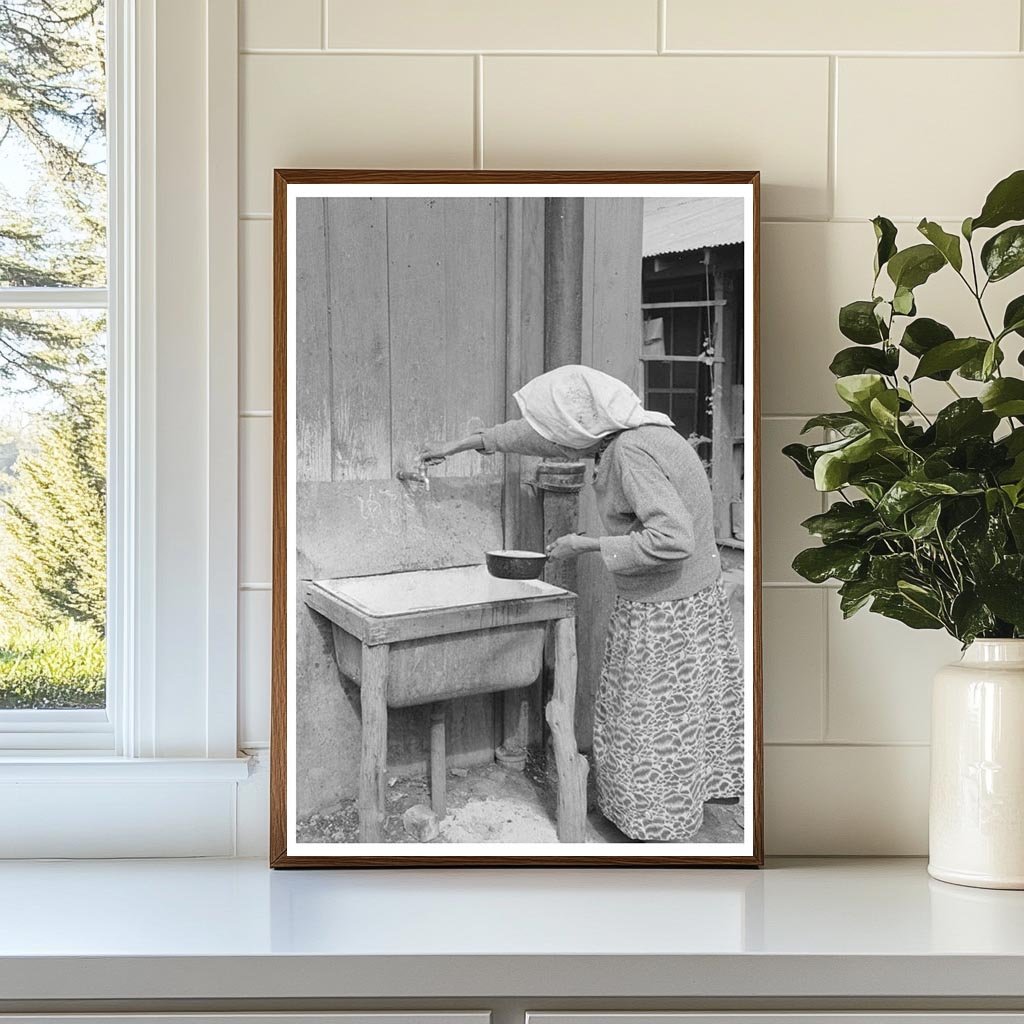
272,172,762,866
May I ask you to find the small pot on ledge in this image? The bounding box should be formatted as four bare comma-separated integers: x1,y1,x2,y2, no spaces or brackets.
929,639,1024,889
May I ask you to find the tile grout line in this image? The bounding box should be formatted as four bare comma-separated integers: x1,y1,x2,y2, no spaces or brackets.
474,54,484,169
827,55,838,220
657,0,667,53
321,0,328,50
820,587,830,743
1021,0,1024,51
237,47,1024,57
766,740,931,748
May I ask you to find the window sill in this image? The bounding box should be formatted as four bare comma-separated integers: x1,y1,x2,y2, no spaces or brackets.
0,754,252,782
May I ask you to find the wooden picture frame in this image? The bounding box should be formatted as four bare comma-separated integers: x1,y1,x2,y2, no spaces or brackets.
271,170,763,867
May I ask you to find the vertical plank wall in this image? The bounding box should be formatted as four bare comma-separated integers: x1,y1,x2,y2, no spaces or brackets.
293,197,509,818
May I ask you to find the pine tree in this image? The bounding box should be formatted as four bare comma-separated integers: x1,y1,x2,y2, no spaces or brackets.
0,0,106,393
0,2,107,640
0,372,105,632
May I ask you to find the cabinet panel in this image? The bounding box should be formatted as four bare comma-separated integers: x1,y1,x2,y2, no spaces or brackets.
0,1015,490,1024
528,1016,1024,1024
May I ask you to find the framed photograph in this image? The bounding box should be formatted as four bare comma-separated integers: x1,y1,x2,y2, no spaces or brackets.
270,170,762,867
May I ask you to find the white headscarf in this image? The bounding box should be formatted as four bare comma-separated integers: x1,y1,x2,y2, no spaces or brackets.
513,365,674,450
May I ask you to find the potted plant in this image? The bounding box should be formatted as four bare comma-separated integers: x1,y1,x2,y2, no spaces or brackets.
785,169,1024,889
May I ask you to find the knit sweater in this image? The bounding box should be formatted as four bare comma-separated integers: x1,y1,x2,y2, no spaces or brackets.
480,419,721,602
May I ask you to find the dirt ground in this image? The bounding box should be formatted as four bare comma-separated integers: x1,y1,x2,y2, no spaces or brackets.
297,750,744,845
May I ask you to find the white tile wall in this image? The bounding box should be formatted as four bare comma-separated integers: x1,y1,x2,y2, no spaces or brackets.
665,0,1021,53
239,220,272,412
240,54,475,213
326,0,658,52
836,58,1024,220
483,56,831,219
236,3,1024,854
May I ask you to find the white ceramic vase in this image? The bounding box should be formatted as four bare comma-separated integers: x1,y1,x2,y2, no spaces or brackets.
929,639,1024,889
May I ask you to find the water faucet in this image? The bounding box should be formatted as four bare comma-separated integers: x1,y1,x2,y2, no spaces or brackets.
396,461,431,492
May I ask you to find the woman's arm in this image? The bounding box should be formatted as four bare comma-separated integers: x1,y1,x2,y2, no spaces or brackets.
599,449,695,575
420,418,573,463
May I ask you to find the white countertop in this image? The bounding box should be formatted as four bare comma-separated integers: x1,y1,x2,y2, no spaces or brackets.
1,857,1023,1002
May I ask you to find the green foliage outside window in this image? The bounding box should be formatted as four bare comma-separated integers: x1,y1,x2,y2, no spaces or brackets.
0,1,107,708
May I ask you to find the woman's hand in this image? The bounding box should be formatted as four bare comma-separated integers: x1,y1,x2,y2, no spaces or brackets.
546,533,600,560
418,443,452,466
419,433,486,465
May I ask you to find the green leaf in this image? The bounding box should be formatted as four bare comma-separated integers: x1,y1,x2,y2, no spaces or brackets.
814,450,850,491
868,389,902,430
980,378,1024,418
782,442,815,479
960,343,1004,381
800,501,879,543
872,216,898,277
982,341,1000,381
877,479,958,523
829,345,899,378
917,218,963,272
835,373,886,413
933,399,998,445
800,412,865,434
900,317,955,358
792,543,866,583
892,286,916,316
871,594,943,630
970,169,1024,232
950,593,995,644
908,500,942,539
1003,295,1024,340
981,225,1024,282
867,553,915,587
838,578,876,617
976,578,1024,629
962,216,974,241
887,243,946,291
911,337,987,381
839,300,886,345
845,431,887,464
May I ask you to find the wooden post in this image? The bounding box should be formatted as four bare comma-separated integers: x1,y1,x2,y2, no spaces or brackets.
430,701,447,816
358,643,389,843
541,198,586,593
543,198,585,372
540,198,587,752
710,258,733,542
502,688,530,756
545,616,588,843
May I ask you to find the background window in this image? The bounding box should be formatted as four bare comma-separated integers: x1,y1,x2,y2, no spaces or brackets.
0,1,107,710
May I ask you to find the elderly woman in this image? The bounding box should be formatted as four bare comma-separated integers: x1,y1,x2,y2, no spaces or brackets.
420,364,743,842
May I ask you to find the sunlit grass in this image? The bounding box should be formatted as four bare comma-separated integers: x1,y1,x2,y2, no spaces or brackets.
0,620,105,709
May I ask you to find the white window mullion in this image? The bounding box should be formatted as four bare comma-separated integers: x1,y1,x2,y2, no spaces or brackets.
0,288,108,310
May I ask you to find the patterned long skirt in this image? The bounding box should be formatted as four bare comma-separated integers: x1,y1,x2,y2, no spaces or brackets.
592,580,744,842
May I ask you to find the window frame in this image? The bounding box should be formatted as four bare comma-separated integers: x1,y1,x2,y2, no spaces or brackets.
0,6,119,751
0,0,242,770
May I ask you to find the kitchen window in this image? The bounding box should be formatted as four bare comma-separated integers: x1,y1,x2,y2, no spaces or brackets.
0,0,113,751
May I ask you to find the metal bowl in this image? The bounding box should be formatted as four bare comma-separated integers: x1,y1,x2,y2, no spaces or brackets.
485,549,547,580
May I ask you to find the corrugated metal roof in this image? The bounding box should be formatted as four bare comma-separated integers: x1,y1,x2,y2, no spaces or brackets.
643,197,745,257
